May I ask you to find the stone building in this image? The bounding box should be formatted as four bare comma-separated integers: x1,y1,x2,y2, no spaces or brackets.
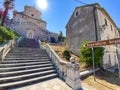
66,3,120,68
8,6,58,41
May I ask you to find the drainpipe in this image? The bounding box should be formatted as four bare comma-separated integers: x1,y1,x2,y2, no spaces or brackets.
93,6,98,41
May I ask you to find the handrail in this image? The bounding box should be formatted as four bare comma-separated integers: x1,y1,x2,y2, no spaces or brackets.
16,36,24,46
0,36,23,62
0,39,15,62
38,39,42,48
45,44,82,90
45,44,69,79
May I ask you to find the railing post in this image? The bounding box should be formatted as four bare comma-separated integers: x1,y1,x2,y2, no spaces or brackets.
65,57,81,90
45,44,82,90
38,39,41,48
0,49,4,62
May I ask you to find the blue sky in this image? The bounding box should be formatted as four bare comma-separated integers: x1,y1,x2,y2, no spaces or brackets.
0,0,120,36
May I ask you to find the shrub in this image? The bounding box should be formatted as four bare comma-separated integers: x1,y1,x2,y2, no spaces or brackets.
0,26,20,44
50,36,56,43
62,49,71,60
80,41,104,67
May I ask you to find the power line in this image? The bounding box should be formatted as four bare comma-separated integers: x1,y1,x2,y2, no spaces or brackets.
74,0,87,5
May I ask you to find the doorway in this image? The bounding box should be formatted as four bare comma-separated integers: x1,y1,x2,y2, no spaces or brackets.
27,30,34,39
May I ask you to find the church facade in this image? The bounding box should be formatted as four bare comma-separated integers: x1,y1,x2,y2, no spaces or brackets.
9,6,58,41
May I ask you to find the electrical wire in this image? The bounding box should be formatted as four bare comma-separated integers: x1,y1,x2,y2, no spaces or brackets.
74,0,87,5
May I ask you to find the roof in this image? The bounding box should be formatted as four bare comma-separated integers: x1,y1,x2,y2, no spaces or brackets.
13,10,46,24
99,8,119,30
24,5,41,13
66,3,119,31
65,3,99,28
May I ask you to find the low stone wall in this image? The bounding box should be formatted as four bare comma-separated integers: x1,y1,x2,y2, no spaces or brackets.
45,44,81,90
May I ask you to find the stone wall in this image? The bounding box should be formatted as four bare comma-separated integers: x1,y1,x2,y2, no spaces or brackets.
66,4,97,55
11,6,47,40
66,3,120,68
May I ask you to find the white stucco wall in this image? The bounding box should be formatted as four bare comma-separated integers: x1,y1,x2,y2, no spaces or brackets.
97,9,119,68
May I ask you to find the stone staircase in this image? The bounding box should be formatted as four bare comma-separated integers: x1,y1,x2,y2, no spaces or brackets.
18,38,39,48
0,47,58,89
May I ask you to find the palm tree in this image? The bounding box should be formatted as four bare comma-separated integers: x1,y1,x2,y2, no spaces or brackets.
0,0,14,26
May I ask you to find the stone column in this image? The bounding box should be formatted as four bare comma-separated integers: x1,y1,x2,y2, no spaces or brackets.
65,57,81,90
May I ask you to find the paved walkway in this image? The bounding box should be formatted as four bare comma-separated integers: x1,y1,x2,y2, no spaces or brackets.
14,78,72,90
82,82,97,90
14,78,97,90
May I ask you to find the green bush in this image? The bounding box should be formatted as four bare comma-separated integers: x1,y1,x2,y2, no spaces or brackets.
50,36,56,43
62,49,71,60
0,26,20,44
80,41,104,67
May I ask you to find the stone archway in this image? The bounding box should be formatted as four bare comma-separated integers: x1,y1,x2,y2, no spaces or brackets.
27,29,34,39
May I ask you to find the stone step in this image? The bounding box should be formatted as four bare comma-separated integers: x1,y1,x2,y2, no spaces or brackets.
0,45,58,89
9,49,45,51
0,64,54,72
10,47,41,49
9,49,46,52
0,70,56,84
7,53,47,55
0,61,51,68
4,57,50,60
0,73,57,89
0,67,56,77
18,39,39,48
3,58,50,62
5,55,48,58
8,51,46,54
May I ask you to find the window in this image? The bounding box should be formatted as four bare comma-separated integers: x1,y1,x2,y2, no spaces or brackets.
76,11,79,17
13,13,16,17
104,19,108,26
114,29,117,34
31,14,34,16
111,25,113,31
74,10,80,18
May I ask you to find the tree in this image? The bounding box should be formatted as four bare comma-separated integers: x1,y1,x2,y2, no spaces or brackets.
80,41,105,67
50,36,55,43
0,8,4,19
58,31,63,42
1,0,14,26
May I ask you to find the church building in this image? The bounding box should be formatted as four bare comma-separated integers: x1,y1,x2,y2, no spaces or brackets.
9,6,58,41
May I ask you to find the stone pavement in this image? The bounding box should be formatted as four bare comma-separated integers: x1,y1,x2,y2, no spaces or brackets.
14,78,97,90
82,82,97,90
14,78,72,90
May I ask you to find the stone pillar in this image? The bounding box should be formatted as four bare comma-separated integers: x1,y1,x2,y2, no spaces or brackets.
65,57,81,90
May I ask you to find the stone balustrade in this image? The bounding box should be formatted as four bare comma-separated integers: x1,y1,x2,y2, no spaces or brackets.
0,40,15,62
0,37,23,62
45,44,81,90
